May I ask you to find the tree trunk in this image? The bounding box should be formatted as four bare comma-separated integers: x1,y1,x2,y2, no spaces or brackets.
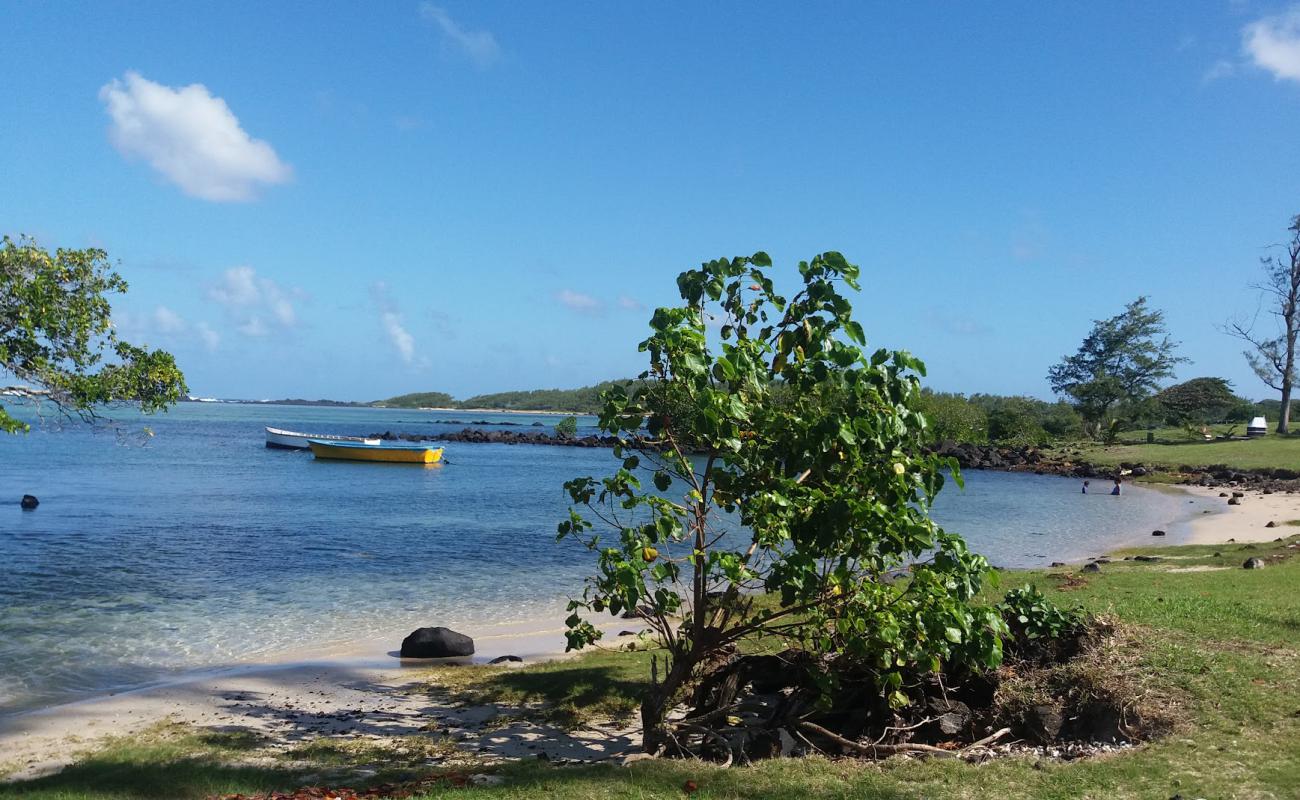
640,655,696,754
1280,381,1292,435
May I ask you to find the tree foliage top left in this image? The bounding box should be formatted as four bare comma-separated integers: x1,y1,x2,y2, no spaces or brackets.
1,235,187,433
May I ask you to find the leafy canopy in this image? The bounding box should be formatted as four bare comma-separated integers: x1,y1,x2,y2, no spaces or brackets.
1047,297,1184,436
1155,377,1240,428
558,251,1004,745
0,235,187,433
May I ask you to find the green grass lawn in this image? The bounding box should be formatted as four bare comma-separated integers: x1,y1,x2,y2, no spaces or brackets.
1064,431,1300,472
4,537,1298,800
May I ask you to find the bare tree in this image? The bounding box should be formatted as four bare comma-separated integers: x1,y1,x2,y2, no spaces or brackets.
1226,216,1300,434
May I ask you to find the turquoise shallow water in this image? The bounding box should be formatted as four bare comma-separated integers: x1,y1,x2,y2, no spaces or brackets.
0,403,1211,715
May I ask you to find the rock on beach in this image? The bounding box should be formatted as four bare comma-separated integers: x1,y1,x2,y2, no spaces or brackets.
400,626,475,658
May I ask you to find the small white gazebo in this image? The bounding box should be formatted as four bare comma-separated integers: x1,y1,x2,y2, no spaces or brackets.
1247,416,1268,437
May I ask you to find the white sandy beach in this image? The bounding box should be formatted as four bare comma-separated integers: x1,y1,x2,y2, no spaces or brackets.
0,618,643,781
2,482,1295,782
1178,484,1300,544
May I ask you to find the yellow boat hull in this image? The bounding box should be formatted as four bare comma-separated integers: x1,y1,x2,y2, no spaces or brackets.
309,441,444,463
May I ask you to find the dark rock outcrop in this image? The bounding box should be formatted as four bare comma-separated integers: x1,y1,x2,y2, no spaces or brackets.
1243,557,1266,570
400,626,475,658
1151,529,1166,537
20,495,38,510
489,655,523,664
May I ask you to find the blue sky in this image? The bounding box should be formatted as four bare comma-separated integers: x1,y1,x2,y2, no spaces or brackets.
2,2,1299,401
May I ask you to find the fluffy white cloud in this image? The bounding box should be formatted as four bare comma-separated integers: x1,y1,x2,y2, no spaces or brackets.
419,3,501,67
556,289,601,313
372,282,423,367
617,295,646,311
208,266,301,336
99,71,292,201
152,305,186,334
114,306,222,351
381,311,416,364
1243,6,1300,83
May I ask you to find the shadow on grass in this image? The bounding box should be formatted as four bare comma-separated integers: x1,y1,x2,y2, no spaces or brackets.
427,660,650,730
0,753,309,799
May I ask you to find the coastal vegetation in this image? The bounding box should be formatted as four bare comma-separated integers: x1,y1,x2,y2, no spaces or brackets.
4,536,1295,799
373,391,457,409
374,383,631,414
1047,297,1185,442
557,252,1012,754
0,236,186,434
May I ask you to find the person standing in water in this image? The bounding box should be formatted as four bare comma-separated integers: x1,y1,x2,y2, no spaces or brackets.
1082,480,1090,494
1110,478,1122,496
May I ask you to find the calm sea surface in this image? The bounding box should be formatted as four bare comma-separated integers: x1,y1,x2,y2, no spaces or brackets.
0,403,1213,715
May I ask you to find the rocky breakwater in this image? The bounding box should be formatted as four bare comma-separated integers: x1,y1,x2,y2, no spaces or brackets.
928,441,1105,478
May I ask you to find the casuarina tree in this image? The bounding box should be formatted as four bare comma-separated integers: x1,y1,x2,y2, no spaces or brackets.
1225,215,1300,434
0,235,187,434
1047,297,1184,440
558,252,1004,754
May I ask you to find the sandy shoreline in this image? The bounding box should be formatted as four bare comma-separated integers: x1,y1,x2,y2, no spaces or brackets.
0,617,643,780
4,482,1297,782
1176,484,1300,544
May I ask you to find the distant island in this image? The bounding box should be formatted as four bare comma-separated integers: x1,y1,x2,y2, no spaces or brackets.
182,397,373,408
181,380,634,414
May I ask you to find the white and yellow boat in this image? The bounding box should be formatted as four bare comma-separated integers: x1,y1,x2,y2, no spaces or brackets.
308,439,444,464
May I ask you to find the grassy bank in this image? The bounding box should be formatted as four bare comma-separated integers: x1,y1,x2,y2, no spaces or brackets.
1060,430,1300,473
3,537,1298,800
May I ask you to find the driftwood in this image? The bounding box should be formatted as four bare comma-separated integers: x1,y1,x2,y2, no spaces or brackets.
797,721,1012,759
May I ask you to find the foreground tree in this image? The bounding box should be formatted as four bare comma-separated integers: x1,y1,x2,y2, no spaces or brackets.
558,252,1003,753
0,235,187,434
1225,215,1300,434
1047,298,1184,440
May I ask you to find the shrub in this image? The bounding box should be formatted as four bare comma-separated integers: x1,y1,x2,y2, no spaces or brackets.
917,391,988,443
999,584,1083,643
559,251,1004,753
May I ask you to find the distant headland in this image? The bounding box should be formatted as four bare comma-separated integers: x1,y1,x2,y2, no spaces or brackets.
180,380,632,414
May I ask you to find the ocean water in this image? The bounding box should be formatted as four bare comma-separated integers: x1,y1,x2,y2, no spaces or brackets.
0,403,1212,715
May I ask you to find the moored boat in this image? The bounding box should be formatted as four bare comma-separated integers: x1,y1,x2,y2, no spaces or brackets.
265,427,381,450
308,439,444,464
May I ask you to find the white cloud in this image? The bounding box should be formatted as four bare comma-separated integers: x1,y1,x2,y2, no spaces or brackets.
115,306,221,351
99,71,292,201
237,317,269,337
372,282,424,367
381,311,416,364
1203,59,1237,82
617,295,646,311
195,321,221,352
419,3,501,67
208,266,301,336
1243,6,1300,83
152,305,186,334
556,289,602,314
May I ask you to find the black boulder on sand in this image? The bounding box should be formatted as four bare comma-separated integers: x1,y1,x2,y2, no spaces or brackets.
400,626,474,658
